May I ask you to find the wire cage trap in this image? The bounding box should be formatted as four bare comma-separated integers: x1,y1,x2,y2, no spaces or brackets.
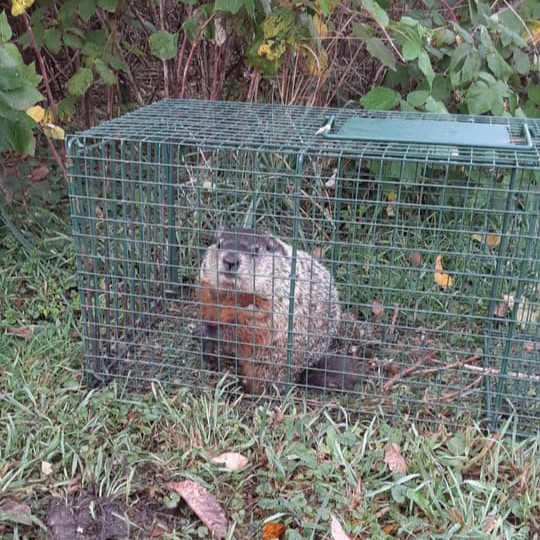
67,99,540,435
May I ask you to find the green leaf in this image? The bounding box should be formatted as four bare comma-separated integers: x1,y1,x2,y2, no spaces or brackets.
417,50,434,87
424,96,448,114
148,30,178,60
0,42,25,69
466,80,508,115
94,58,117,85
78,0,96,22
0,82,43,110
63,31,83,49
351,22,374,39
67,67,94,96
360,87,400,110
449,43,472,72
431,28,454,47
406,90,428,107
0,68,25,91
528,85,540,105
486,50,513,79
182,17,199,43
214,0,243,15
0,115,35,155
81,31,107,58
361,0,389,28
512,49,530,75
317,0,331,16
0,10,13,43
460,50,481,85
366,37,396,71
44,28,62,54
97,0,118,11
402,40,421,61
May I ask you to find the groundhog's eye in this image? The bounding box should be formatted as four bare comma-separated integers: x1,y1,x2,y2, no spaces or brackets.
265,239,276,252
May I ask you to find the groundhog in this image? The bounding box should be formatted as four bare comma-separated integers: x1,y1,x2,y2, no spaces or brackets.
197,228,342,394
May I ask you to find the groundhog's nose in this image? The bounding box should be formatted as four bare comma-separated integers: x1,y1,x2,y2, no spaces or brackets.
222,252,240,273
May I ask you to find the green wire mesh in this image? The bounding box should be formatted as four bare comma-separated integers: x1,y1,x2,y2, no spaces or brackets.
67,100,540,435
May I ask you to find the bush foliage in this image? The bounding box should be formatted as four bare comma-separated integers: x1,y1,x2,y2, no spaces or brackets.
0,0,539,155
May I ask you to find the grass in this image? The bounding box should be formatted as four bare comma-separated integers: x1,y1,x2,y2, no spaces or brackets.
1,201,539,540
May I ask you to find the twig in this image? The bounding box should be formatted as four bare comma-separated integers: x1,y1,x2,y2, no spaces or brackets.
440,0,458,23
428,376,483,404
386,304,400,339
22,13,57,121
463,364,540,383
180,14,215,99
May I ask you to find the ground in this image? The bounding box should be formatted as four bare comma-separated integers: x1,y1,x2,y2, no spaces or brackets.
0,180,539,539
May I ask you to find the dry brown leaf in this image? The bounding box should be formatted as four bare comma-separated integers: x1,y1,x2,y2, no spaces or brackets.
494,297,509,318
434,255,454,289
28,165,49,183
211,452,248,472
149,524,167,537
0,501,33,526
371,300,384,318
166,480,227,539
482,514,500,533
384,443,407,474
262,522,286,540
409,252,423,267
5,326,33,340
330,514,351,540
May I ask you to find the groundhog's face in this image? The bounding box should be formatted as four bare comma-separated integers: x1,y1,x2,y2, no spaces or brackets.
200,228,288,293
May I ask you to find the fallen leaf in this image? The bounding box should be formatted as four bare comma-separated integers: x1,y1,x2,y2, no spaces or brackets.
211,452,248,472
41,461,53,476
371,300,384,318
482,514,500,533
325,168,338,188
434,255,454,289
166,480,227,539
409,252,422,267
493,298,509,318
330,514,351,540
262,522,286,540
384,443,407,474
149,524,167,537
472,233,501,248
385,205,395,217
28,165,49,183
5,326,33,340
387,191,397,202
0,501,33,526
523,342,540,353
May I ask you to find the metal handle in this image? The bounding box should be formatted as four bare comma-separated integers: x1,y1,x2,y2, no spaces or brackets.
321,116,534,150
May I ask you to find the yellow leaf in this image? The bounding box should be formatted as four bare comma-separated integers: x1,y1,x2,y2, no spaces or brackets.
26,105,45,123
312,15,328,39
434,255,454,289
472,233,501,247
43,124,65,140
11,0,35,16
304,47,328,77
387,191,397,202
